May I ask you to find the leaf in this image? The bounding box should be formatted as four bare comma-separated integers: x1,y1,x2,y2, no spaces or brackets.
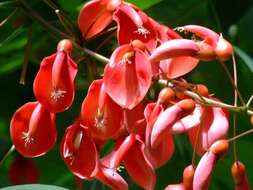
0,184,69,190
58,0,83,12
234,46,253,73
126,0,163,10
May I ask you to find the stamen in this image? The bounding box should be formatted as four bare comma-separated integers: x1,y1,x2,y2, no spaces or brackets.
95,115,107,128
22,132,34,147
51,88,67,101
134,26,150,39
118,51,134,65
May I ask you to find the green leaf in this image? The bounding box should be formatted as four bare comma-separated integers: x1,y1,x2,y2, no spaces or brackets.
0,184,69,190
126,0,163,10
234,46,253,73
58,0,83,12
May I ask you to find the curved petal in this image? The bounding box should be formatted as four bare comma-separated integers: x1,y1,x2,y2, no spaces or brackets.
159,56,199,79
104,45,152,109
78,0,121,39
189,105,229,155
124,102,147,136
33,52,77,113
10,102,56,157
60,123,99,179
124,136,156,190
151,99,195,148
181,25,219,47
149,39,199,63
171,104,203,134
193,152,216,190
96,165,128,190
113,4,157,52
165,184,185,190
144,103,174,168
81,79,123,140
101,134,137,169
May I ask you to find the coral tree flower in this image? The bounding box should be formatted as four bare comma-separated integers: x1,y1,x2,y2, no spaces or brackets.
60,122,99,179
81,79,123,140
149,39,199,79
101,134,156,190
144,102,175,169
33,39,77,113
79,0,122,40
180,25,233,61
10,102,56,157
188,101,229,155
193,140,229,190
113,3,157,52
104,44,152,109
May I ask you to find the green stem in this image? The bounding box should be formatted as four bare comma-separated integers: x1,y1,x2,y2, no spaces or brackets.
0,145,15,167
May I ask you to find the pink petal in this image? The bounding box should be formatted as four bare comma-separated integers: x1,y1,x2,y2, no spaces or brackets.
171,104,203,134
149,39,199,63
182,25,219,47
165,183,185,190
189,105,229,155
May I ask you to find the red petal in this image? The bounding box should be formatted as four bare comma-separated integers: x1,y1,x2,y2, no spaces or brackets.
104,45,152,109
33,52,77,113
124,136,156,190
159,56,199,79
101,134,137,169
10,102,56,157
60,123,99,179
124,102,147,136
81,79,123,140
144,103,174,168
78,0,121,39
113,4,157,52
96,165,128,190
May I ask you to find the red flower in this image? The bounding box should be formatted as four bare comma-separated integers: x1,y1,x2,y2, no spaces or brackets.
104,44,152,109
33,39,77,113
10,102,56,157
78,0,122,40
60,122,99,179
180,25,233,61
81,79,123,140
113,4,157,52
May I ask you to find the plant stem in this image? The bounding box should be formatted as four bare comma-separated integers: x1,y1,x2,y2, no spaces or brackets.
228,128,253,142
219,60,245,106
0,145,15,167
159,79,253,115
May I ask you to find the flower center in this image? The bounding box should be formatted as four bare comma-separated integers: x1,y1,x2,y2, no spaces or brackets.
119,51,134,65
22,132,34,147
63,148,75,165
134,26,150,39
51,88,67,101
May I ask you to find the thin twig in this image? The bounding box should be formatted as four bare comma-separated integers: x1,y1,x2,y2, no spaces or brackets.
219,61,245,105
246,94,253,107
228,128,253,143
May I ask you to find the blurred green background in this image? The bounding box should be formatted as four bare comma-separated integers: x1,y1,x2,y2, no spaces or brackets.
0,0,253,189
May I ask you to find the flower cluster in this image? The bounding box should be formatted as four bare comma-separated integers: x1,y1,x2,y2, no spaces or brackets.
9,0,252,190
